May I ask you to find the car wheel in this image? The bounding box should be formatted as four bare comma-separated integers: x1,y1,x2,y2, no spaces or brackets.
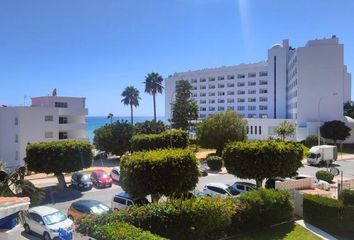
43,231,51,240
24,223,31,233
68,215,74,221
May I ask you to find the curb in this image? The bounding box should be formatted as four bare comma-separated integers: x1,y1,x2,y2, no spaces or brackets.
296,220,338,240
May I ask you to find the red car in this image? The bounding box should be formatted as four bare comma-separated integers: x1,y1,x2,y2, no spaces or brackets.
90,169,112,188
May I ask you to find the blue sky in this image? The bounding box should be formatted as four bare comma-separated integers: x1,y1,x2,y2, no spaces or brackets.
1,0,353,116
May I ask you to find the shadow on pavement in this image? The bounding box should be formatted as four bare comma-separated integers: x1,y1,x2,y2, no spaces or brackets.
33,186,83,206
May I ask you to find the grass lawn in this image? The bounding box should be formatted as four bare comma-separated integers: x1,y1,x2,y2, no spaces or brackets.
230,223,321,240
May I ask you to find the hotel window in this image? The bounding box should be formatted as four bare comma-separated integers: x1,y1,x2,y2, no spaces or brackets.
237,106,245,111
200,92,206,97
248,106,256,111
200,114,206,118
227,106,235,110
200,85,206,90
218,106,225,111
248,114,257,118
259,89,268,94
15,134,18,143
237,74,245,79
59,132,68,140
209,99,215,104
237,90,245,95
227,98,235,103
259,80,268,85
192,93,197,97
14,117,18,125
259,71,268,77
193,86,197,90
45,132,54,138
227,91,235,96
209,85,215,89
248,72,256,78
200,78,206,82
248,81,256,86
55,102,68,108
259,97,268,102
218,84,225,88
218,92,225,96
237,82,245,87
200,107,206,111
15,151,18,161
248,89,256,94
217,76,225,81
200,100,206,104
248,98,256,102
227,83,235,88
45,115,54,122
255,126,258,134
237,98,245,103
250,126,253,134
218,99,225,103
209,107,215,111
227,75,235,80
209,77,215,82
259,105,268,110
259,126,262,135
260,114,268,118
209,92,215,96
59,116,68,124
191,79,198,83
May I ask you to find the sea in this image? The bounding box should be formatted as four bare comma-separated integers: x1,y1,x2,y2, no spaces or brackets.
86,116,166,142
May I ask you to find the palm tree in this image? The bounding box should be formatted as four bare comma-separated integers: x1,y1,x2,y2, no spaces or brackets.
107,113,114,124
144,72,163,122
121,86,141,124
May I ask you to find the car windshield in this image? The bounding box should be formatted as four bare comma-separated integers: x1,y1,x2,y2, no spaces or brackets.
226,186,240,196
81,175,90,182
308,153,317,158
43,211,67,225
90,203,110,214
97,173,108,178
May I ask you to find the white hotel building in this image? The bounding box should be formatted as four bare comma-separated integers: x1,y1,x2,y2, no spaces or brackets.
0,96,88,169
165,36,352,141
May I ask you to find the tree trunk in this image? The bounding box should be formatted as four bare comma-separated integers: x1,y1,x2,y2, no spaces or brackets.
255,178,263,188
151,193,160,203
153,94,156,122
130,104,133,125
55,173,67,189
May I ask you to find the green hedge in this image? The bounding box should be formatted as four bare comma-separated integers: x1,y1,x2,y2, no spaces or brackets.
120,149,199,200
206,156,223,171
315,170,334,183
303,194,354,237
130,130,188,151
230,188,293,234
88,222,166,240
341,189,354,206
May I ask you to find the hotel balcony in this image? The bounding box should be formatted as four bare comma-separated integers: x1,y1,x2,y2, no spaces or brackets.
59,122,87,131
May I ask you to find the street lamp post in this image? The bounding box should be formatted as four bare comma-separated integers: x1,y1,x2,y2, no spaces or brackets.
317,93,337,145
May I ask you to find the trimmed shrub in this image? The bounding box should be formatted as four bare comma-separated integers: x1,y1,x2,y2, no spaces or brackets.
134,120,166,135
230,188,293,234
89,222,165,240
206,156,223,171
130,130,188,151
341,189,354,206
120,149,199,201
316,170,334,183
304,135,323,148
303,194,354,237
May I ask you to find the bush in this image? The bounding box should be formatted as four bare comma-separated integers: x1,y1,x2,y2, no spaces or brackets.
77,197,235,240
304,135,323,148
130,130,188,151
89,222,165,240
206,156,223,171
316,170,334,183
303,194,354,237
341,189,354,206
230,189,293,234
134,120,166,135
120,149,199,201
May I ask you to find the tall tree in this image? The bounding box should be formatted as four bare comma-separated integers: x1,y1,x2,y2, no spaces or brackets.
171,80,198,130
121,86,141,124
320,120,351,145
275,120,295,141
107,113,114,124
144,72,164,122
344,101,354,119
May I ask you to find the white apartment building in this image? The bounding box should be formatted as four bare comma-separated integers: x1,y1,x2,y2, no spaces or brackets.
165,36,352,141
0,96,88,169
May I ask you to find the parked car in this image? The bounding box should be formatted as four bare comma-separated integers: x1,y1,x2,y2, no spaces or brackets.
67,200,110,221
71,172,93,190
230,181,257,193
110,167,120,182
203,182,239,198
293,174,331,191
265,177,288,189
111,192,149,211
90,169,112,188
22,206,73,240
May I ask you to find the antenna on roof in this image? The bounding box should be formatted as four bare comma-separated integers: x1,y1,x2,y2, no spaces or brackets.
52,88,57,96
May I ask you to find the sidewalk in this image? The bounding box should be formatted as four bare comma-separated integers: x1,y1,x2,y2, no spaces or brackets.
296,220,337,240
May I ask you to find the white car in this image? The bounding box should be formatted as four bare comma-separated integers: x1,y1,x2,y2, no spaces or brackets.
231,181,257,193
110,167,120,182
112,192,149,211
23,206,73,240
203,182,239,198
